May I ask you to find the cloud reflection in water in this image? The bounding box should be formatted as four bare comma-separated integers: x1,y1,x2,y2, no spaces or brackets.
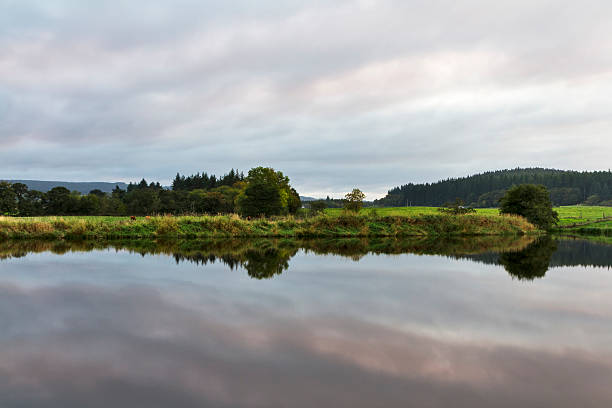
0,240,611,407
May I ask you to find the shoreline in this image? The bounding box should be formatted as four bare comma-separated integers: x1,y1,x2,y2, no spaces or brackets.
0,214,536,241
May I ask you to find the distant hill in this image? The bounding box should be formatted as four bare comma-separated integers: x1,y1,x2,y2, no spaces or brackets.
1,180,129,194
299,196,317,202
375,168,612,207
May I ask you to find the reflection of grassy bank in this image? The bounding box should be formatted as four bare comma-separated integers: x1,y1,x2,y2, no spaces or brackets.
4,235,608,281
0,213,536,240
0,235,536,262
554,233,612,246
556,226,612,239
298,235,536,260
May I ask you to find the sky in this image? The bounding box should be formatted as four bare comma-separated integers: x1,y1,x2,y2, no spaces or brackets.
1,0,611,199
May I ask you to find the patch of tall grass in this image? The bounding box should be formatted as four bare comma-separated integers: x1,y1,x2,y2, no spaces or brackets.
0,213,537,241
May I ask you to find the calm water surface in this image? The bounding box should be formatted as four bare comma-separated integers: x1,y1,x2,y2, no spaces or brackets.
0,238,611,407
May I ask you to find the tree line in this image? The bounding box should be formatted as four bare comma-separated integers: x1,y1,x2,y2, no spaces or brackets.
171,169,244,191
375,168,612,207
0,167,300,217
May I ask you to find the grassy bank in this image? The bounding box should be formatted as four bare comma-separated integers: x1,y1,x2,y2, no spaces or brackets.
0,213,536,240
325,205,612,239
557,223,612,239
555,233,612,245
325,205,612,223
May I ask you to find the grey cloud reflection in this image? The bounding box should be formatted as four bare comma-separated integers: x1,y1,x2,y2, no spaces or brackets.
0,283,610,407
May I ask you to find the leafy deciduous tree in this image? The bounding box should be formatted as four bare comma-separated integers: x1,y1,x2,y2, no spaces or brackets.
343,189,366,213
499,184,559,230
0,182,18,215
237,167,300,217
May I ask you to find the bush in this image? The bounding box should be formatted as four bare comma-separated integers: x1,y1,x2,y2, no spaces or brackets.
438,198,476,215
499,184,558,230
154,216,179,235
308,201,327,216
70,220,88,236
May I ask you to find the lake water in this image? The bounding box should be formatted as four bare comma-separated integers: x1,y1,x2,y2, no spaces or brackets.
0,237,611,407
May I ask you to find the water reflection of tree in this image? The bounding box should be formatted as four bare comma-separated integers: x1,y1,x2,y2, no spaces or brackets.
171,243,296,279
3,236,611,280
243,248,294,279
499,237,558,280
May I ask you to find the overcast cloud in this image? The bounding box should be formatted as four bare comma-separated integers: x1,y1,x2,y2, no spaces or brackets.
1,0,611,198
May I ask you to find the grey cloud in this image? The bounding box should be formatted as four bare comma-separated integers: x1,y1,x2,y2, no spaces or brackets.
1,0,612,197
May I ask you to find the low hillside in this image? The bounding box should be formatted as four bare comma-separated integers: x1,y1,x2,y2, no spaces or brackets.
375,168,612,207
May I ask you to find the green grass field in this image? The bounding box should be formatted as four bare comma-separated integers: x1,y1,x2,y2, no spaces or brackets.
552,206,612,226
325,205,612,227
325,206,499,217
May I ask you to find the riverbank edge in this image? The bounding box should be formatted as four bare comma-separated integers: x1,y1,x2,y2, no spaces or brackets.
554,227,612,236
0,214,538,240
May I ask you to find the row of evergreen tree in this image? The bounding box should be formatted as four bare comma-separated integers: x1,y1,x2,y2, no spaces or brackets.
171,169,244,191
375,168,612,207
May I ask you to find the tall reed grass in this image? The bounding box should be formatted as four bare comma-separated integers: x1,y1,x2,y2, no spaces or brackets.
0,213,537,241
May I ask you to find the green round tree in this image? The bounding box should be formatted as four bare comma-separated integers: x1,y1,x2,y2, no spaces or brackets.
236,167,301,217
499,184,559,230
